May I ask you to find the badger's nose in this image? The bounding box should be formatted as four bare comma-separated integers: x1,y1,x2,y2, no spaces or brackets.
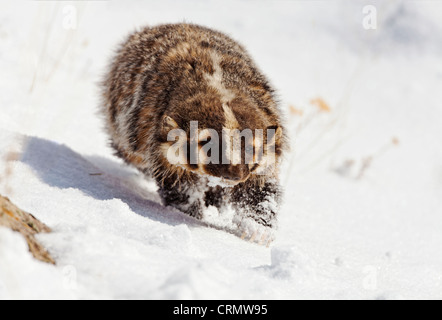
222,165,248,182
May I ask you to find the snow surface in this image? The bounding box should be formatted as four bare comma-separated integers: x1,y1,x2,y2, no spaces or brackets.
1,0,442,299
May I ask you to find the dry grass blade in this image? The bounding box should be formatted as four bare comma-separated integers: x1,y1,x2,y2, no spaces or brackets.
0,195,55,264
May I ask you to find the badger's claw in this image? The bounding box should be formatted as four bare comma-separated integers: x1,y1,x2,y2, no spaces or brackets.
236,218,275,246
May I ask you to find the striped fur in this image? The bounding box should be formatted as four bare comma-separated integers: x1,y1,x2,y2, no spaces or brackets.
101,23,287,235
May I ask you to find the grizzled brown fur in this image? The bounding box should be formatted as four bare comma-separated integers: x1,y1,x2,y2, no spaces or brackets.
101,23,287,239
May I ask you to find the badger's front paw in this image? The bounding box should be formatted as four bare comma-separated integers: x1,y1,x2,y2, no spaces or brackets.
183,201,204,220
234,217,276,247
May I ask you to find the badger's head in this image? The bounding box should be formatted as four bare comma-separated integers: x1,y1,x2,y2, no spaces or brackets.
159,89,283,186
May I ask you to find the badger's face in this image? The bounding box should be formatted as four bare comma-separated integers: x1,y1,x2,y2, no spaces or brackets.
160,92,283,186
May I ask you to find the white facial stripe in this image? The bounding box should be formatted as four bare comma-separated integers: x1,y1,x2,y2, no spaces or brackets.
203,51,239,130
222,103,239,129
204,52,236,104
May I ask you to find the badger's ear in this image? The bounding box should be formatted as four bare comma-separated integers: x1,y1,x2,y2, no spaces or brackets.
266,125,282,145
162,115,179,133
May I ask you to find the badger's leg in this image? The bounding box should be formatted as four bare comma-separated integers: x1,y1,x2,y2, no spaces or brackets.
156,174,204,219
230,178,282,245
204,186,228,209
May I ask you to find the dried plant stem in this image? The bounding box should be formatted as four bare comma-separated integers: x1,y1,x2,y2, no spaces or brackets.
0,195,54,264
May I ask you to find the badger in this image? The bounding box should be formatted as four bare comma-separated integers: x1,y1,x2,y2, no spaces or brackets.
101,23,287,244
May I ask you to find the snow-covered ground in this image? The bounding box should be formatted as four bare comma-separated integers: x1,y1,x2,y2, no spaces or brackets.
1,0,442,299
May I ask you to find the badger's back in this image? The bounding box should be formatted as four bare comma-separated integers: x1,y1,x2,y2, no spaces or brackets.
101,23,283,176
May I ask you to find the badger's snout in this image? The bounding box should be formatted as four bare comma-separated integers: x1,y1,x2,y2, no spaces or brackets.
205,163,250,184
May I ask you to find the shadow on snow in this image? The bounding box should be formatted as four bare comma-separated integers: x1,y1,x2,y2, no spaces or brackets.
20,136,202,228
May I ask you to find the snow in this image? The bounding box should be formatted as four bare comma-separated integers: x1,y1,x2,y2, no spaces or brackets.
0,227,75,299
1,0,442,299
206,175,234,189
